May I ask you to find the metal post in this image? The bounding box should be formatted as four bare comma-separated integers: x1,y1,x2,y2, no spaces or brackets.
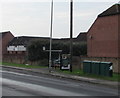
70,0,73,72
49,0,53,72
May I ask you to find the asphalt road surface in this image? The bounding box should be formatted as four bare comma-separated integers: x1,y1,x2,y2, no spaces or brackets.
1,67,119,97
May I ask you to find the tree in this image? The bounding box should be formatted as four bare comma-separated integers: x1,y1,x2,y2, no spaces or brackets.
27,40,49,61
27,40,87,62
73,42,87,56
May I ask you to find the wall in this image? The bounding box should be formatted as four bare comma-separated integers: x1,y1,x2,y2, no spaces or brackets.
3,53,82,70
3,54,26,64
87,15,119,58
0,35,2,62
72,56,81,70
2,32,14,55
118,15,120,58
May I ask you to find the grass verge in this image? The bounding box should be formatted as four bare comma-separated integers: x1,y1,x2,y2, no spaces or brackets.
59,69,120,82
1,62,120,82
2,62,47,68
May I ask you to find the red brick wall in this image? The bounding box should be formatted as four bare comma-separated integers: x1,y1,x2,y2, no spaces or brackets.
3,54,26,64
118,15,120,58
2,32,14,55
87,15,119,58
0,37,2,61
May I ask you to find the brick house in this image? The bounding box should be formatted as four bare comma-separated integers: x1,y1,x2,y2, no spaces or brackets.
86,4,120,73
5,32,86,64
74,32,87,42
7,32,87,56
87,4,120,57
7,36,49,54
0,31,14,61
5,36,50,64
53,32,87,43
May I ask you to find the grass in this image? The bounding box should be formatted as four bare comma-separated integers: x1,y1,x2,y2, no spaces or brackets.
58,69,120,82
2,62,48,68
1,62,120,82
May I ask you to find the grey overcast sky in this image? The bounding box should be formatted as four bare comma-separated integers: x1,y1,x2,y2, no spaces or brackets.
0,0,120,38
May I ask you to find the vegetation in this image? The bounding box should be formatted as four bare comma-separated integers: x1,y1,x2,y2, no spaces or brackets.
27,40,87,62
73,42,87,56
2,62,47,68
27,40,49,61
2,62,120,81
59,69,120,82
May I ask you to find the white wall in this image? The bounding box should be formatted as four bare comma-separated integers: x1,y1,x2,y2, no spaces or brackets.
7,45,26,51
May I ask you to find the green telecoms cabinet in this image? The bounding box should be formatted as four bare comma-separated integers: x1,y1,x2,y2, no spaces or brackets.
83,60,91,74
91,61,100,75
100,62,113,77
83,60,113,77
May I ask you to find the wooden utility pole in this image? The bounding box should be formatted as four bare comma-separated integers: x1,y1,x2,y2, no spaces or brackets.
70,0,73,72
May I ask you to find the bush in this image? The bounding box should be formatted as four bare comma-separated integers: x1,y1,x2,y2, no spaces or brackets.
73,42,87,56
27,40,87,62
38,59,49,66
27,40,49,61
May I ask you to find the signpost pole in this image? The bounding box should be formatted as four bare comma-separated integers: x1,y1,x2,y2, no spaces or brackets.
49,0,53,72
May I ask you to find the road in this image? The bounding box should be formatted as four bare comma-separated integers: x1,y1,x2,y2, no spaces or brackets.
1,67,119,97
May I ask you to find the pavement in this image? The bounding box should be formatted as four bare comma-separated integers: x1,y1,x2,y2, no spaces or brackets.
1,65,120,88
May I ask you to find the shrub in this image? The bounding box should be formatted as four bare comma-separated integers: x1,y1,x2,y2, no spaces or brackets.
27,40,87,62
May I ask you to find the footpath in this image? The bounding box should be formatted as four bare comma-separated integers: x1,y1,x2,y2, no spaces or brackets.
1,65,119,89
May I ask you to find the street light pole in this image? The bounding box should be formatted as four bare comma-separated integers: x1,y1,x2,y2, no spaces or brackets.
49,0,53,72
70,0,73,72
